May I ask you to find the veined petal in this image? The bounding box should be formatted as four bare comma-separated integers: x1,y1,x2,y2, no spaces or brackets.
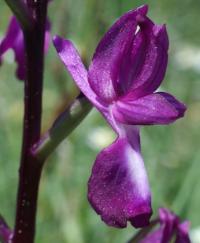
88,127,151,228
159,208,177,243
139,208,191,243
112,92,186,125
53,36,105,110
140,208,178,243
88,5,148,102
128,21,169,99
117,30,147,95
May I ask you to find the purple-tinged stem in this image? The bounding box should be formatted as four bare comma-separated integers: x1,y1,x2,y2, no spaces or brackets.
12,1,48,243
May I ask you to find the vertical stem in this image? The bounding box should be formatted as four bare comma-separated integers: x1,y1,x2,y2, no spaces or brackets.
12,1,48,243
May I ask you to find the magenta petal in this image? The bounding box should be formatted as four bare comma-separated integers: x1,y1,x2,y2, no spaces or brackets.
88,5,148,102
159,208,191,243
0,16,51,80
0,17,20,56
128,23,169,99
175,221,191,243
113,92,186,125
53,36,106,110
140,208,191,243
0,16,25,80
117,30,147,95
140,228,165,243
140,208,176,243
88,133,152,228
159,208,177,243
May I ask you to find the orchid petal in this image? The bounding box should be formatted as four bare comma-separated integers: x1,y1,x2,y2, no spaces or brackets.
117,20,169,99
0,17,20,56
139,208,191,243
117,30,147,96
128,22,169,99
175,221,191,243
0,17,25,80
53,36,105,110
159,208,177,243
0,16,51,81
112,92,186,125
88,5,148,102
140,228,165,243
88,127,151,228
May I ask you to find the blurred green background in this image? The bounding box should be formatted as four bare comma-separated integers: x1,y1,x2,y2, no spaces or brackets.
0,0,200,242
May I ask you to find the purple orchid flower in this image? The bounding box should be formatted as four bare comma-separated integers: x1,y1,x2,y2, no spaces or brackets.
53,5,186,228
140,208,191,243
0,16,51,81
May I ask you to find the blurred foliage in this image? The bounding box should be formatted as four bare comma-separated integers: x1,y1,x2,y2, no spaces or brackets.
0,0,200,242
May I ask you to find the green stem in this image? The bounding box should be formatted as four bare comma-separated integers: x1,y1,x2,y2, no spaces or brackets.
32,94,92,161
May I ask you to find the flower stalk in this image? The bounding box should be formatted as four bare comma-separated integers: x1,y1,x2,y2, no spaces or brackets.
32,94,92,161
11,1,48,242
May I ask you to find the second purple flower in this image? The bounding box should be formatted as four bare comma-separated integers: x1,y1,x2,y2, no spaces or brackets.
0,16,51,81
53,5,186,228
